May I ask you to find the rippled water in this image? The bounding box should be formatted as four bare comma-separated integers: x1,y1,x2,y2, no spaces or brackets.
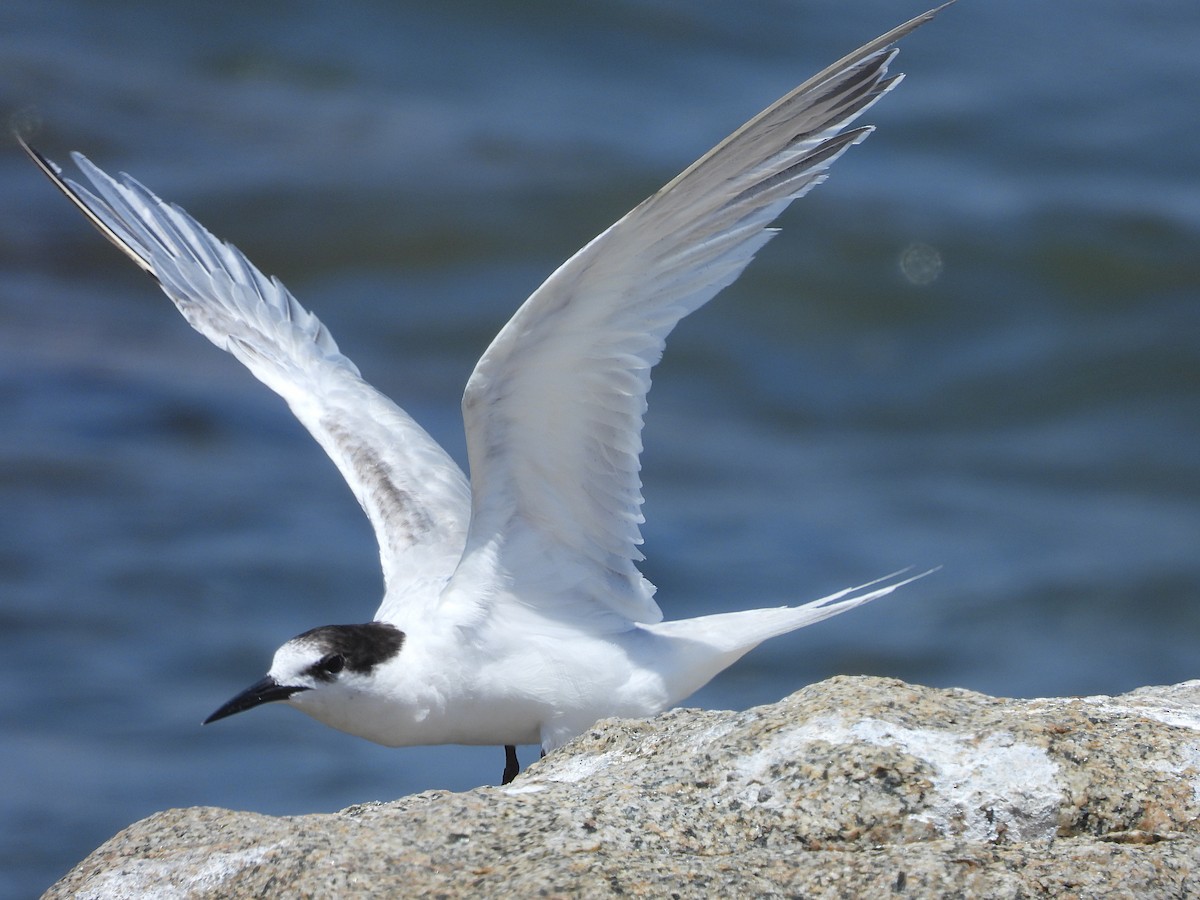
3,1,1198,894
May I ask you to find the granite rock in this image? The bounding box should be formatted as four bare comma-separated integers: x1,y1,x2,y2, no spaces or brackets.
45,676,1200,898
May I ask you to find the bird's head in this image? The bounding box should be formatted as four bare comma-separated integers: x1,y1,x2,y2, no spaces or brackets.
204,621,406,727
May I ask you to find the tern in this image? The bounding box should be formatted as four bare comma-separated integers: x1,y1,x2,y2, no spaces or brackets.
22,5,946,785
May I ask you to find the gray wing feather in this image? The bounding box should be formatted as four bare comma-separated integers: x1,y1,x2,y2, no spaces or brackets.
453,7,946,627
20,137,471,618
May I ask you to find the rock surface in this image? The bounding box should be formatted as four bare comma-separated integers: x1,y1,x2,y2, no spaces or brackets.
45,676,1200,898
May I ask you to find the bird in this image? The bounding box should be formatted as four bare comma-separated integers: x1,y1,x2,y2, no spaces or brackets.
20,5,947,786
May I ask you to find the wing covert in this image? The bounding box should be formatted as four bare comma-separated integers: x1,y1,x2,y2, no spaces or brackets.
450,8,945,628
20,137,471,619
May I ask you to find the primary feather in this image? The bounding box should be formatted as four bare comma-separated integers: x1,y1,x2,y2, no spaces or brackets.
18,141,472,615
448,8,944,631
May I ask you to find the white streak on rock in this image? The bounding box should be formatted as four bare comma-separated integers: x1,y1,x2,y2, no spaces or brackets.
735,715,1061,843
75,845,276,900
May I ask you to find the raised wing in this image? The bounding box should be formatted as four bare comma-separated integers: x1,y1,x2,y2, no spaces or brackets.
20,138,471,619
450,7,947,630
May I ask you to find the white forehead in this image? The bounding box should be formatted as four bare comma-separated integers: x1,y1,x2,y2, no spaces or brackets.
268,638,322,679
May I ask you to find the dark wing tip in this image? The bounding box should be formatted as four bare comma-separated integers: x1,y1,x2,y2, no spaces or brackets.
17,127,157,275
13,126,58,180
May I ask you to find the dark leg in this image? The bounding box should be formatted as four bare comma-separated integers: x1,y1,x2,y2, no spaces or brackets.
502,744,519,785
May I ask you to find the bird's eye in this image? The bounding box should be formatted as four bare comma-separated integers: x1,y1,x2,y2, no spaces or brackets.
320,654,345,675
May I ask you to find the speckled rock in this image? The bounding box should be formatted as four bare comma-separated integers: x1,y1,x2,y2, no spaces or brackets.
45,676,1200,898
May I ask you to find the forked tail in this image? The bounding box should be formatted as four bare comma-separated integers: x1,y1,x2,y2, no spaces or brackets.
643,568,937,703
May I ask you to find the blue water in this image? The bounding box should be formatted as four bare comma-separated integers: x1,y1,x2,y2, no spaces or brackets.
3,1,1199,894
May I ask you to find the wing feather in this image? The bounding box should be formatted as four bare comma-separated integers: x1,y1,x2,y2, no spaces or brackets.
19,137,471,618
449,7,947,628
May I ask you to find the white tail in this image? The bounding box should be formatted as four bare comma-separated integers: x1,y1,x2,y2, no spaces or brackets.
643,568,938,705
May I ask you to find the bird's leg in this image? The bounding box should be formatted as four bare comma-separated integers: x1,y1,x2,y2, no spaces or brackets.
502,744,519,785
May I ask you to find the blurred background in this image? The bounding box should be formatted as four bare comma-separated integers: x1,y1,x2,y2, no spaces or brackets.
2,0,1198,894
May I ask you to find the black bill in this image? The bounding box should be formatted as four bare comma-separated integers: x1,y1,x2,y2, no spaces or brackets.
203,675,308,725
